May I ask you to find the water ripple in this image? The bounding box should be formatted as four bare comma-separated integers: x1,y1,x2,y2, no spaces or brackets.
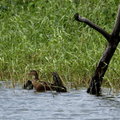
0,86,120,120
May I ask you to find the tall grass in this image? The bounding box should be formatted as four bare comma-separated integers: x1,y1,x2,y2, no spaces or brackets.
0,0,120,89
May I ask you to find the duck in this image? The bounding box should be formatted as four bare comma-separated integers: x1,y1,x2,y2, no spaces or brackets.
23,80,33,90
23,70,39,90
28,70,55,92
52,72,67,92
23,70,67,92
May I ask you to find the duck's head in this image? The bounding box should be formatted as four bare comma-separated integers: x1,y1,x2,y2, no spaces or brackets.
28,70,39,80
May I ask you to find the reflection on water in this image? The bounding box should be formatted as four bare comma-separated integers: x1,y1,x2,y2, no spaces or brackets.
0,82,120,120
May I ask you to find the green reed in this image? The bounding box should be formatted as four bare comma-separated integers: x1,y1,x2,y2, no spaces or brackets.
0,0,120,89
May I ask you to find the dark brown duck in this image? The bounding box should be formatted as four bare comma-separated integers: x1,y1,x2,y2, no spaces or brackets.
23,70,67,92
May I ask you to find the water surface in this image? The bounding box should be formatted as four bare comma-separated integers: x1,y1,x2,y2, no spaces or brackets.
0,82,120,120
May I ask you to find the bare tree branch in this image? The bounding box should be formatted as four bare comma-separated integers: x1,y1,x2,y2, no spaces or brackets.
74,13,111,42
74,6,120,95
112,6,120,37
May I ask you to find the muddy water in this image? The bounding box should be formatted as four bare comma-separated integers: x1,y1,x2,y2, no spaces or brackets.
0,82,120,120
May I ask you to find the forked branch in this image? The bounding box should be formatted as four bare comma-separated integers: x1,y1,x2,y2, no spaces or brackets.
74,6,120,95
74,13,111,41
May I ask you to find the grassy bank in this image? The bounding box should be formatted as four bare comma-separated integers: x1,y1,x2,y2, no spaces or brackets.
0,0,120,89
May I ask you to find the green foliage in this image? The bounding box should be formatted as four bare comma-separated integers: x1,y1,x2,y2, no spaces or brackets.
0,0,120,89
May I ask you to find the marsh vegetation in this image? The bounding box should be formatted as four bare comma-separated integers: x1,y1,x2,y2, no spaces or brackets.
0,0,120,90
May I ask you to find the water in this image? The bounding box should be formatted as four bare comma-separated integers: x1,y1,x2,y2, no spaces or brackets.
0,82,120,120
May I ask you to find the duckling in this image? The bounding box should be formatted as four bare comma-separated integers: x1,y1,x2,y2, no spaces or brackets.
52,72,67,92
23,80,33,90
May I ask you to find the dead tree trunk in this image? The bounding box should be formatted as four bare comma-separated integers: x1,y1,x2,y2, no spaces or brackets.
74,6,120,95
